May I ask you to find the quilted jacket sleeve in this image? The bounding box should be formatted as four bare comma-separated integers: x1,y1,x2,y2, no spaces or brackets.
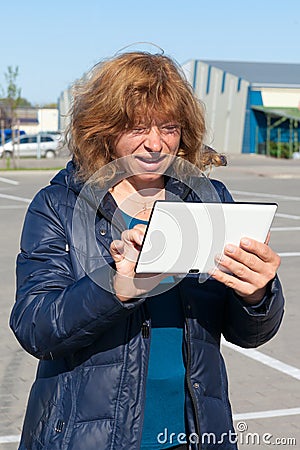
222,276,285,348
10,188,144,360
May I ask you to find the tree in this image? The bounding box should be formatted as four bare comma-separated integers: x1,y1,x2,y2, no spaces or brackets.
0,66,22,166
18,97,32,107
40,102,58,109
1,65,22,125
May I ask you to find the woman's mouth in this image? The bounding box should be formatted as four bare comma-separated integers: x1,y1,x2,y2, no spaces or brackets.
135,154,166,163
134,154,167,172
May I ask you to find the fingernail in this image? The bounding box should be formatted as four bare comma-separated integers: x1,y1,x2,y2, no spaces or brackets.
225,244,235,253
241,238,250,247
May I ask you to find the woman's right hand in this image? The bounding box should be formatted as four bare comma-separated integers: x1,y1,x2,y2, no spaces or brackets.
110,224,165,301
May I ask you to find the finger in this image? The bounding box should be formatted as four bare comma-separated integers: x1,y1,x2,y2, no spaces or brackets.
210,267,249,292
120,229,143,263
110,240,125,263
132,223,147,245
222,242,280,279
133,223,147,233
216,253,256,279
210,269,265,298
239,237,281,270
222,244,263,273
265,231,271,245
215,255,270,290
210,268,266,301
122,228,144,247
239,237,277,263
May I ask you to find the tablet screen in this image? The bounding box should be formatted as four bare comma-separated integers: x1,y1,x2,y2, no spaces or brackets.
135,201,277,274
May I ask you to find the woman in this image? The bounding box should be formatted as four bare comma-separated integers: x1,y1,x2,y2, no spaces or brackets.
10,51,284,450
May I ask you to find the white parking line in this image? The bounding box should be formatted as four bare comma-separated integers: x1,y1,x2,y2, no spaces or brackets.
276,213,300,220
0,435,20,444
0,205,27,209
0,193,31,203
271,227,300,231
222,339,300,381
278,252,300,257
233,407,300,421
0,176,19,185
232,190,300,202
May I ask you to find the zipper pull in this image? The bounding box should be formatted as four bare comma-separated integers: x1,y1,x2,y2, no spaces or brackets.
142,321,150,338
55,419,65,433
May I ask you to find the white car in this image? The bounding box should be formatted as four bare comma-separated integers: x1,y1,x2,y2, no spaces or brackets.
0,133,62,159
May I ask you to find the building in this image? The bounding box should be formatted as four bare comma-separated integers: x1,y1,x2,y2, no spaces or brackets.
15,107,59,135
182,60,300,155
0,105,59,146
58,89,73,133
0,106,59,136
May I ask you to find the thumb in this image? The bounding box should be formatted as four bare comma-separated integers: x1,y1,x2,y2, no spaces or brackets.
110,239,125,263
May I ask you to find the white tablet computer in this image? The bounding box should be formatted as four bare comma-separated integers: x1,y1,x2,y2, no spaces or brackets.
135,201,277,274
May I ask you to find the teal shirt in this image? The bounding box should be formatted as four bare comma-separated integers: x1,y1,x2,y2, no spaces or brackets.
121,212,186,449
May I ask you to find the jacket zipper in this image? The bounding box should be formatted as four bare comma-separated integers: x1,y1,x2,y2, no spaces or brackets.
136,318,151,449
142,321,150,338
185,317,201,450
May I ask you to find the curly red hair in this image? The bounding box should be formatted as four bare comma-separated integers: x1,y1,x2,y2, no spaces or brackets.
68,52,226,181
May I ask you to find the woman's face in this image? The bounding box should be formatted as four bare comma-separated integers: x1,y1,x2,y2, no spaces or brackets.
114,120,181,184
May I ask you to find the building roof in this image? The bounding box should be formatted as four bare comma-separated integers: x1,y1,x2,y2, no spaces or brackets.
252,106,300,122
199,60,300,88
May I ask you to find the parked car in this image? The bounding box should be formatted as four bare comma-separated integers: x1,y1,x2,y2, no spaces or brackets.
0,133,62,159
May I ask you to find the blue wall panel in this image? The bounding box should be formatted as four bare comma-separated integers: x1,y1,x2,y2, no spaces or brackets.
242,89,263,153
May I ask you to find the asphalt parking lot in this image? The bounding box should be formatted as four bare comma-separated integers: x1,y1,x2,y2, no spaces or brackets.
0,154,299,449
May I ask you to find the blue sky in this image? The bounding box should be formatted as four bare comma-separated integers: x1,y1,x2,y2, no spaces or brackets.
1,0,299,104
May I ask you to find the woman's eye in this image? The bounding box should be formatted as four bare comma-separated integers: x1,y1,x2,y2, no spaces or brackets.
160,125,180,134
132,127,147,135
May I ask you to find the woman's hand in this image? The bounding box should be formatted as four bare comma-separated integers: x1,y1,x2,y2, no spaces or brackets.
210,235,281,305
110,224,145,278
110,224,165,302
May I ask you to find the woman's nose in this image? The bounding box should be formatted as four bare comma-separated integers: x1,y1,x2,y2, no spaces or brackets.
144,127,163,152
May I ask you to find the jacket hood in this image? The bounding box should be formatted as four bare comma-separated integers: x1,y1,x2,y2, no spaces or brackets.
50,159,83,195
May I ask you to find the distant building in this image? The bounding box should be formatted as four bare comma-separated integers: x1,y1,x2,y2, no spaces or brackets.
15,108,59,134
182,60,300,155
58,88,73,133
0,106,59,135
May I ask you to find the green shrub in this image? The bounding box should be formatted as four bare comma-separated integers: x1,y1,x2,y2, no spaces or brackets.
269,142,293,159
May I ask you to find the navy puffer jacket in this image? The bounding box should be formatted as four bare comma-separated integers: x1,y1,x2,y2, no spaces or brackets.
10,161,284,450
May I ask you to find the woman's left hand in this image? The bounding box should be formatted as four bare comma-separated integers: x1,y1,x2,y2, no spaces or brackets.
210,236,281,305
